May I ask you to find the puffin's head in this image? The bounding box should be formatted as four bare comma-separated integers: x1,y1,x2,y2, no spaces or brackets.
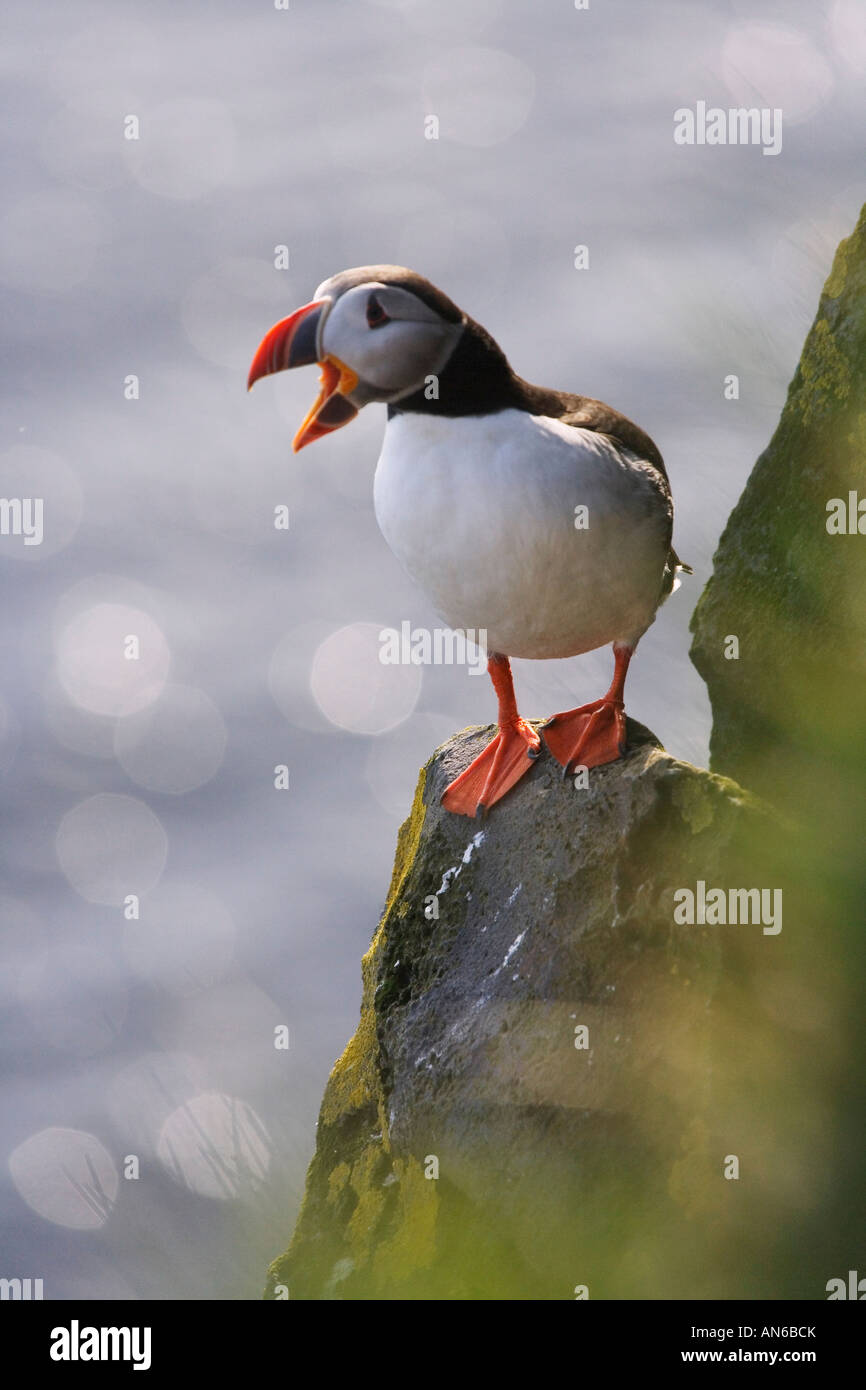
247,265,465,451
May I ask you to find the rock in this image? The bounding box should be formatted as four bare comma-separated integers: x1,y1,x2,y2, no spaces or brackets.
267,723,797,1301
688,205,866,1302
690,204,866,808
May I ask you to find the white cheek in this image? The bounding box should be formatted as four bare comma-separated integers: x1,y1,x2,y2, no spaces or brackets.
322,320,362,365
323,320,448,391
347,327,416,387
320,302,365,366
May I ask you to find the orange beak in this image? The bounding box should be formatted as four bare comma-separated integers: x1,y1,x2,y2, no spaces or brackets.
247,299,360,453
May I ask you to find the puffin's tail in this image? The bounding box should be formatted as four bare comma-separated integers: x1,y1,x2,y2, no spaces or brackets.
663,547,693,598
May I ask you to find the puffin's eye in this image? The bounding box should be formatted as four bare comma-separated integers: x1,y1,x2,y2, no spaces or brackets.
366,294,390,328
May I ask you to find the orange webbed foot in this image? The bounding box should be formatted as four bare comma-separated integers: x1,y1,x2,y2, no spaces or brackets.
442,719,541,818
542,698,627,775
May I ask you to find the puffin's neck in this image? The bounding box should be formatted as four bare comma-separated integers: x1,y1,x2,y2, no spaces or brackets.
387,317,558,419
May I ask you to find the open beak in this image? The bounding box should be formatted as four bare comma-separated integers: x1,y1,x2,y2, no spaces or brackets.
247,299,360,453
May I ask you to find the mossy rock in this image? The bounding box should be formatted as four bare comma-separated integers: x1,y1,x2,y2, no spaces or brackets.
690,203,866,807
265,724,817,1300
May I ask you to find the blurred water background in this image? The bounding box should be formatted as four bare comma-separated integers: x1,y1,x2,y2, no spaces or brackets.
1,0,864,1297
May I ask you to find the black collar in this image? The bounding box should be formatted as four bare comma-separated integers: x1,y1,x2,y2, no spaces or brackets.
387,317,666,479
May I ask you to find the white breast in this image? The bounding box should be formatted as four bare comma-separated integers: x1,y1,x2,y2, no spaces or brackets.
373,409,671,660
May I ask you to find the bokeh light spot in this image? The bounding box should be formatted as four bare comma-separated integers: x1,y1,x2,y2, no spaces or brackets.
56,793,167,905
57,603,170,718
157,1093,271,1200
310,622,422,734
422,47,535,147
8,1128,118,1230
113,684,227,795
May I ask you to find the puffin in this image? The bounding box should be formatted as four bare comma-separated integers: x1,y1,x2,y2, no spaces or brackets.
248,265,689,818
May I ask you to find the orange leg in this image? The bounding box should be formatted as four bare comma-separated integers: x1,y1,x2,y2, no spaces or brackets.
441,653,541,818
542,643,633,775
